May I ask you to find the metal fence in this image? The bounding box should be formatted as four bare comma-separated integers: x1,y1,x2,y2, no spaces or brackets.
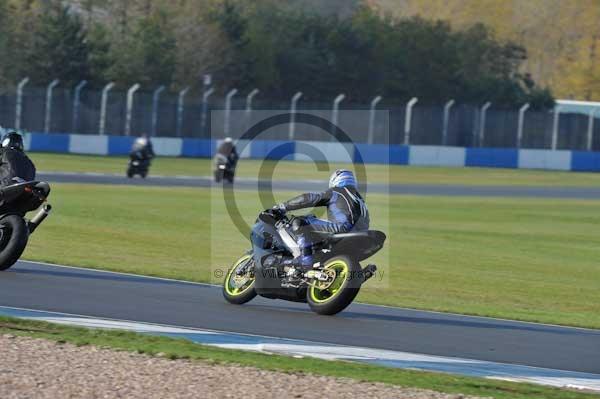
1,81,599,151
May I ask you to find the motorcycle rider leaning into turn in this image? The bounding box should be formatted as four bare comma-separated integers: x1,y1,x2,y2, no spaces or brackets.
272,169,369,270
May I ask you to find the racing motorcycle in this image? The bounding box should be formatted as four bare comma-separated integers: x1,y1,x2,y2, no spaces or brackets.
222,209,385,315
126,150,151,178
214,153,235,183
0,180,51,271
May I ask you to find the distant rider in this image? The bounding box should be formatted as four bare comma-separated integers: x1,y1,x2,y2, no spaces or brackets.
0,132,36,187
272,169,369,269
216,137,239,169
130,134,155,161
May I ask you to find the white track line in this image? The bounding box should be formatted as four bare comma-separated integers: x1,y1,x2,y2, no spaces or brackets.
1,304,599,392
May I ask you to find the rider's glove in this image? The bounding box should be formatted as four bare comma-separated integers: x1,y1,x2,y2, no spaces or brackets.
271,203,286,217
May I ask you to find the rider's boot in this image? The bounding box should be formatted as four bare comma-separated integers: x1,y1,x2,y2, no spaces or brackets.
281,255,313,277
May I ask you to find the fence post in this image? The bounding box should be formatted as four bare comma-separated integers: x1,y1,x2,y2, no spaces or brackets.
288,92,303,141
224,88,238,137
517,103,530,148
15,77,30,130
72,80,87,132
332,94,346,127
442,99,455,146
331,94,346,141
125,83,141,136
99,82,115,135
552,106,562,151
44,79,60,133
245,88,259,114
244,89,259,133
175,86,190,137
151,85,165,137
368,96,382,144
200,87,214,137
479,101,491,147
404,97,418,145
587,109,597,151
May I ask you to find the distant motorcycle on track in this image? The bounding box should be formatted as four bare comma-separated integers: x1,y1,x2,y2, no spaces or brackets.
127,136,154,178
222,209,385,315
0,180,51,271
127,150,151,178
214,153,236,183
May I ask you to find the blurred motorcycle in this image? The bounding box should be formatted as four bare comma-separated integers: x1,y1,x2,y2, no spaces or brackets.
127,136,154,178
214,153,236,183
127,150,151,178
0,180,51,270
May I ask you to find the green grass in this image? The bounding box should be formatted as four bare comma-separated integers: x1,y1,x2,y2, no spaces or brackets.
24,184,207,280
22,183,600,329
30,152,600,187
0,316,595,399
31,153,208,177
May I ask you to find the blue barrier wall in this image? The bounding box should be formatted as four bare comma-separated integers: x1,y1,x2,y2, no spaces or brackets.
108,136,136,155
29,133,70,153
181,139,213,158
465,148,519,169
571,151,600,172
23,132,600,172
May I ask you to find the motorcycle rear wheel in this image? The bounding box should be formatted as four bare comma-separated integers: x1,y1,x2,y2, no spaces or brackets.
222,253,257,305
0,214,29,271
214,170,224,183
225,170,234,183
307,256,361,315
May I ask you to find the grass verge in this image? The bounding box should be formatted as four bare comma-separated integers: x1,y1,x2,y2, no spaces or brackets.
0,316,595,399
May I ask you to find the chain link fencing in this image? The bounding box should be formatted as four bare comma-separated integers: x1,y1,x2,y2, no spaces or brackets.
1,86,599,150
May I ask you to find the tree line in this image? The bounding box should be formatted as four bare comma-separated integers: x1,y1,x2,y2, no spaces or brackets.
0,0,553,108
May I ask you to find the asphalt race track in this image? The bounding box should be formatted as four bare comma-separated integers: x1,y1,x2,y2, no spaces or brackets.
2,261,599,375
6,171,596,382
38,171,600,199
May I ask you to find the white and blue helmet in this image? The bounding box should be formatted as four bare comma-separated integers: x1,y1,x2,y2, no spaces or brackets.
329,169,357,188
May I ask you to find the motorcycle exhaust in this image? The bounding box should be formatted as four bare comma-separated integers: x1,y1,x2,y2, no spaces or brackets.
28,204,52,233
361,264,377,283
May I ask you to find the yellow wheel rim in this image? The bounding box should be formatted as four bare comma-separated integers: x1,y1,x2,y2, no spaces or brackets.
224,254,255,296
309,260,349,303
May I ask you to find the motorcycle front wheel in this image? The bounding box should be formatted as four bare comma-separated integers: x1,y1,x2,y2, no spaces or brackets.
222,253,257,305
214,169,224,183
307,255,361,315
0,214,29,271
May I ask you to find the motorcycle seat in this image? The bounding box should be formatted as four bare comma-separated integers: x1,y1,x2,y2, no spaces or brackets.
310,230,386,262
311,230,374,239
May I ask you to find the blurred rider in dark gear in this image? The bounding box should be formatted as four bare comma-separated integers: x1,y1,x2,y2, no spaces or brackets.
272,169,369,269
0,132,36,187
130,133,155,161
216,137,239,169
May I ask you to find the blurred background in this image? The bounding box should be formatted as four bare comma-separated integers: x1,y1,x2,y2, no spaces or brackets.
1,0,600,149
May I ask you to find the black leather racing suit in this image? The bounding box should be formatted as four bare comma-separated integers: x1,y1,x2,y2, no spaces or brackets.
0,148,36,187
130,141,155,161
216,142,239,169
281,186,369,266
